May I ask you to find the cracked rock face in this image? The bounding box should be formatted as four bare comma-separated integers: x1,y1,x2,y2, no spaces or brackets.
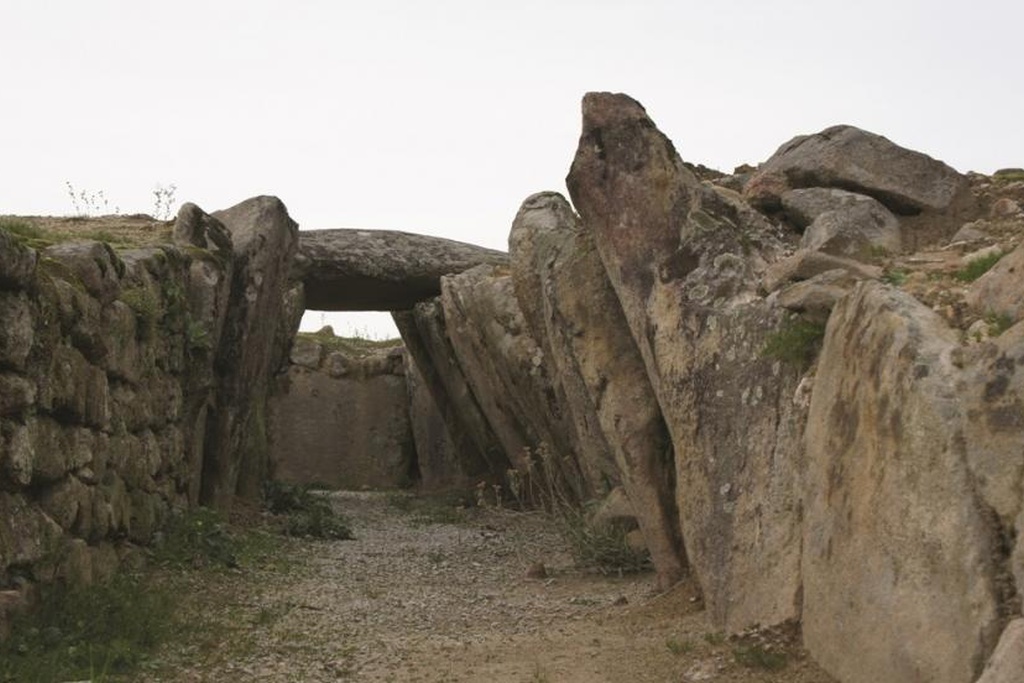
567,92,807,631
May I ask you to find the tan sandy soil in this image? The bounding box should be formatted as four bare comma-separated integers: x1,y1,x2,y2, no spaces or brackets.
140,491,835,683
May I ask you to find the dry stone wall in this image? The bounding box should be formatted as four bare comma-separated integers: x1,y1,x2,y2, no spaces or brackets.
0,196,299,601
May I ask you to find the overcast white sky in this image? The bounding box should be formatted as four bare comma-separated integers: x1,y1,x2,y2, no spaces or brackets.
2,0,1022,337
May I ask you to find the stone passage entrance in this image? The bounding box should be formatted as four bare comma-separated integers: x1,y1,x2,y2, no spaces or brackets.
267,228,508,491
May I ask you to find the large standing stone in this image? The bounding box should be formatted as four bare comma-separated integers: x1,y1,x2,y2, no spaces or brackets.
199,197,300,507
404,355,467,491
744,124,969,215
803,282,1001,683
513,191,687,590
566,92,806,630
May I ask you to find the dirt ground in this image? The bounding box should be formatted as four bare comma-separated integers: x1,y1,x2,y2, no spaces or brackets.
141,491,835,683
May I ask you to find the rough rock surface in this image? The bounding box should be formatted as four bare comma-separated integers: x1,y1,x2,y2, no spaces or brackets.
393,302,509,482
201,196,300,506
440,265,586,498
404,355,467,491
268,339,415,490
0,228,37,289
508,193,618,498
977,619,1024,683
567,92,807,630
295,228,507,311
510,191,686,590
803,282,1002,683
965,242,1024,324
744,124,969,215
782,188,902,258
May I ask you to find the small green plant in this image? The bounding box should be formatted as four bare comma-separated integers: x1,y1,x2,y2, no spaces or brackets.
733,644,788,671
955,251,1003,283
882,268,908,286
984,311,1015,336
154,506,239,569
703,631,726,646
666,638,695,655
387,491,472,525
555,504,650,575
762,318,827,367
120,285,164,339
0,573,175,681
263,480,353,540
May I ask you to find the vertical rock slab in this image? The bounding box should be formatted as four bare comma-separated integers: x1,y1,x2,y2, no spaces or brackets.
566,92,806,629
803,282,1001,683
514,191,687,589
404,354,468,491
268,342,414,490
440,265,586,499
393,301,509,482
509,193,618,499
199,197,299,507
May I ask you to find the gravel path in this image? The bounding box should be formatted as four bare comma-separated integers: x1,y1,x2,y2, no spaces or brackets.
147,491,835,682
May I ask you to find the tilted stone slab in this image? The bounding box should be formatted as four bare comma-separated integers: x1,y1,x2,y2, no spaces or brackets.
295,228,507,311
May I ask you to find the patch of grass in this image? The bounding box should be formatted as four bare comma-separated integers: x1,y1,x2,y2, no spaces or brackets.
0,218,48,240
984,311,1015,336
263,480,353,540
154,507,239,569
703,631,726,646
556,504,650,575
0,573,175,682
993,168,1024,183
733,644,788,671
955,251,1003,283
762,318,826,367
387,491,473,526
120,285,164,339
882,268,908,286
296,328,403,358
666,638,696,655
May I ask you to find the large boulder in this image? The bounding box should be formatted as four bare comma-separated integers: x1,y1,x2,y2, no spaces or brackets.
0,229,37,290
782,188,902,258
566,92,807,630
803,281,1002,683
199,197,300,507
966,242,1024,325
744,124,969,215
512,191,687,590
295,229,507,311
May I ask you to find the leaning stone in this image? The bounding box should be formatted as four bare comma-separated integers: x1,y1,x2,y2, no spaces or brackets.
976,620,1024,683
174,202,233,253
